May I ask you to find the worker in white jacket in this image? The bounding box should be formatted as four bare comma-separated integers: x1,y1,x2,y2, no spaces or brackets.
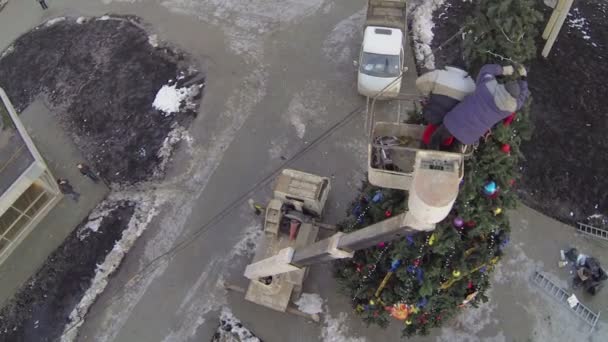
416,66,476,125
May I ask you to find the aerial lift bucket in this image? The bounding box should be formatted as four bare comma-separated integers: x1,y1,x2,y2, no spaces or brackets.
365,74,468,193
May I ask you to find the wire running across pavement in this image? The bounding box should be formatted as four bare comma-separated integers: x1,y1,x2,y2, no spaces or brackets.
59,103,366,339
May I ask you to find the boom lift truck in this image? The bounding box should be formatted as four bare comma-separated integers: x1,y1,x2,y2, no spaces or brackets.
228,0,475,321
231,87,469,319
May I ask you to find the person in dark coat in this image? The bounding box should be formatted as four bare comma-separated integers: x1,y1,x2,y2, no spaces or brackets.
77,163,100,183
429,64,529,149
57,179,80,201
37,0,49,10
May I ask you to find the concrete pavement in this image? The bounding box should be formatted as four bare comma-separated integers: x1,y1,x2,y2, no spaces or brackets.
0,99,109,305
0,1,606,341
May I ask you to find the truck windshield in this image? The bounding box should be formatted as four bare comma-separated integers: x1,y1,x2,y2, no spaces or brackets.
360,52,400,78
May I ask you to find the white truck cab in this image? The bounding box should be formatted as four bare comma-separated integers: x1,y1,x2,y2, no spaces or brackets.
358,26,404,98
357,0,407,99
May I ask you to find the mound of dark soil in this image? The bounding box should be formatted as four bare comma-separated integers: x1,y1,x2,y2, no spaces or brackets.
428,0,607,225
0,202,134,342
0,16,204,184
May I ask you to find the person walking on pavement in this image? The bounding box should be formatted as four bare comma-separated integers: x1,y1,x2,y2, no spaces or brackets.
37,0,49,10
57,179,80,201
77,163,100,183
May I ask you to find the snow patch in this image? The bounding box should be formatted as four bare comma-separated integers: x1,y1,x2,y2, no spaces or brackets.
98,15,111,21
148,34,159,47
77,201,126,240
322,311,366,342
269,136,288,160
290,115,307,139
212,307,261,342
0,45,14,59
322,9,365,65
492,243,543,285
438,292,499,342
153,83,201,115
45,17,66,27
76,17,88,24
295,293,324,315
285,81,328,140
159,0,325,58
410,0,445,70
155,125,193,177
161,219,263,341
567,8,595,45
60,193,163,342
230,222,263,258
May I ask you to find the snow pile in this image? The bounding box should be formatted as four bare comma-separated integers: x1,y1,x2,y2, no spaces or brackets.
322,311,366,342
295,293,324,315
45,17,66,27
98,15,111,21
153,83,201,115
76,17,88,25
212,307,261,342
411,0,445,70
60,193,162,342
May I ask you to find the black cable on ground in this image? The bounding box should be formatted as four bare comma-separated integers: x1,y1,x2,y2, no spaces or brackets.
60,103,365,339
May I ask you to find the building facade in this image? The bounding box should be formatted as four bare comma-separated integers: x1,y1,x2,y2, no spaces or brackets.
0,88,61,265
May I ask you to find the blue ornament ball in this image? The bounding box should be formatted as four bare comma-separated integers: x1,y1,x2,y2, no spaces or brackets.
372,191,384,203
390,259,402,271
483,181,497,195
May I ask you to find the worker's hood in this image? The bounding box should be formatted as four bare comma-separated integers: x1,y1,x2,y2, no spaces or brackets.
358,72,401,98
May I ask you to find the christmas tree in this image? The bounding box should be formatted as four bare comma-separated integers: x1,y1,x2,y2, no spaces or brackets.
462,0,543,71
333,0,541,337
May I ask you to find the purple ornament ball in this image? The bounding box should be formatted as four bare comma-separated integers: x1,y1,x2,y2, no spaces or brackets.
453,216,464,228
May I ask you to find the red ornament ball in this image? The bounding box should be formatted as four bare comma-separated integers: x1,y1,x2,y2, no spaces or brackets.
465,220,477,228
503,112,516,126
384,210,392,217
501,144,511,154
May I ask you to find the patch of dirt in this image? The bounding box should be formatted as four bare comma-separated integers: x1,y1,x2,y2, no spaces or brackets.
0,202,135,342
0,15,206,341
0,15,205,184
429,0,607,226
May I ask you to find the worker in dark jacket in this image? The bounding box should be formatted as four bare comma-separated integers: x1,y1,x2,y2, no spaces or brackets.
429,64,529,149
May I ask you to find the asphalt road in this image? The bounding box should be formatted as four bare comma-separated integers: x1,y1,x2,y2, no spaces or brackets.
0,1,607,341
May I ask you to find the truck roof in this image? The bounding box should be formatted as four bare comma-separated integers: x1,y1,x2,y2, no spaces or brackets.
363,26,403,55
